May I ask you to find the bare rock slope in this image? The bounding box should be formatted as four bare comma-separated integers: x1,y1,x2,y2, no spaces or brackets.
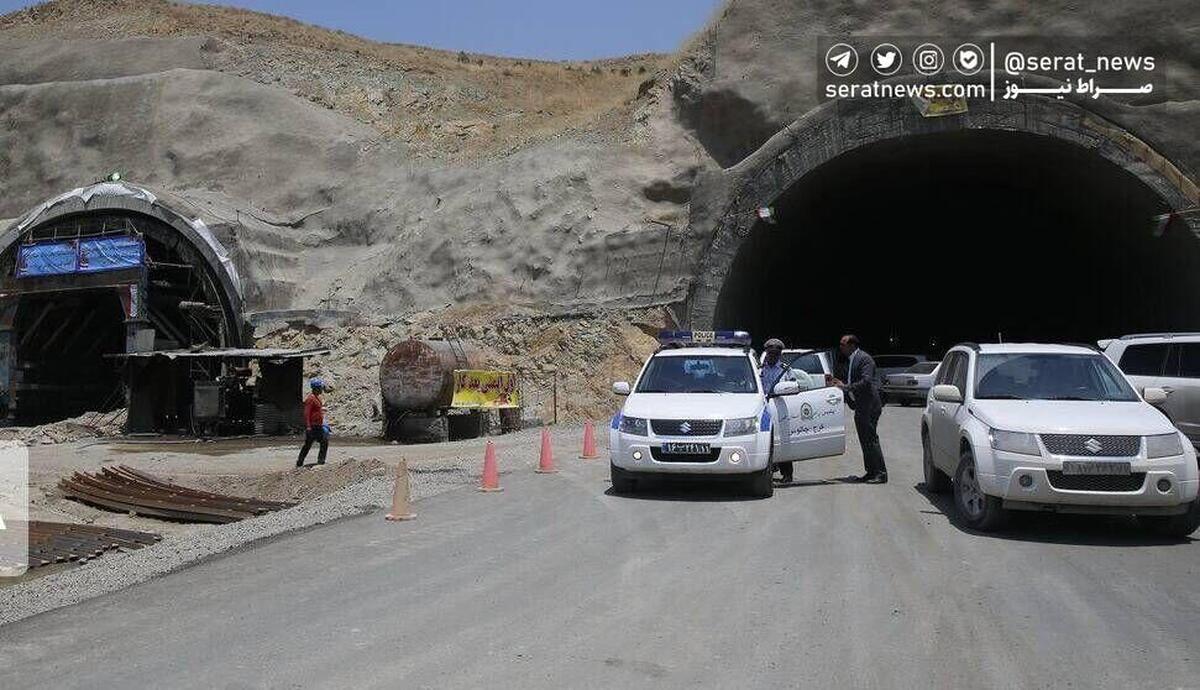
0,0,706,319
674,0,1199,172
2,0,1197,324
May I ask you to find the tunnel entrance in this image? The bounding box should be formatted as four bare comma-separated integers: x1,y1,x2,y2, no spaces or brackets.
1,203,242,426
12,289,126,423
712,130,1199,357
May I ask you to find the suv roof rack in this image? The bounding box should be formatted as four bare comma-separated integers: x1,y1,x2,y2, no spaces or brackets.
1119,332,1200,340
952,342,981,351
1063,342,1102,352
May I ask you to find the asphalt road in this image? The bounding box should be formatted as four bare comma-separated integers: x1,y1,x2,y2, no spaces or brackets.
3,408,1198,689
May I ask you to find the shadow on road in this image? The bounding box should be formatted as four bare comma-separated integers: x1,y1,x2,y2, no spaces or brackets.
604,479,763,502
604,474,873,501
914,483,1196,547
775,476,865,489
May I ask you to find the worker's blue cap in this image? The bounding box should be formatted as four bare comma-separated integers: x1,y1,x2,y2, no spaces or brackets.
309,378,325,391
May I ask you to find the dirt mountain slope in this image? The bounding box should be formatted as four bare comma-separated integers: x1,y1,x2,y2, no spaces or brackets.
1,0,676,161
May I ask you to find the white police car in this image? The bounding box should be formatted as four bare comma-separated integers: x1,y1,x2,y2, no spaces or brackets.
610,331,846,497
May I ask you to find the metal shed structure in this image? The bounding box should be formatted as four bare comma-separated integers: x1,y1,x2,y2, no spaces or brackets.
111,347,330,435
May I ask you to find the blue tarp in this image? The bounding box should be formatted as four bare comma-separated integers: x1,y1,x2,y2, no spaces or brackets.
16,236,145,278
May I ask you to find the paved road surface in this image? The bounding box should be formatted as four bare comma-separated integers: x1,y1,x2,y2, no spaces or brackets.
3,408,1198,688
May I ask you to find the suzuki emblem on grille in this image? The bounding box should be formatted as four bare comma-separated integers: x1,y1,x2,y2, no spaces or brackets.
679,421,691,434
1084,438,1103,454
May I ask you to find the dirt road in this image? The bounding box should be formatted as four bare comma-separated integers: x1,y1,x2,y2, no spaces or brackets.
3,408,1198,688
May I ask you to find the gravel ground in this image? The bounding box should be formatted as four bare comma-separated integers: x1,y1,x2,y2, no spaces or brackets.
5,408,1197,688
1,424,587,625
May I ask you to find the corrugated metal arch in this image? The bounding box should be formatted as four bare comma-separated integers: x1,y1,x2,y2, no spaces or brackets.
0,182,246,345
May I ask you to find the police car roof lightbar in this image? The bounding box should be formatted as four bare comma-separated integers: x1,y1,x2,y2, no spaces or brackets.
657,330,752,348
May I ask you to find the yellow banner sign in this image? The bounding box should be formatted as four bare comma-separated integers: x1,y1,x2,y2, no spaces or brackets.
451,370,521,409
912,94,969,117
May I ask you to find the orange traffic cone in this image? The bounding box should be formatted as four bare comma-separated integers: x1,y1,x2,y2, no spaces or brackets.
579,420,599,459
535,426,558,473
479,440,503,492
385,459,417,521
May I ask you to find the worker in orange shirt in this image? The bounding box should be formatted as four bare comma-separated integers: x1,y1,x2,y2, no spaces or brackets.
296,378,330,467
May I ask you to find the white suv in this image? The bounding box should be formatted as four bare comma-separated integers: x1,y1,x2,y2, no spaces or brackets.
610,331,845,498
1100,333,1200,447
920,343,1199,535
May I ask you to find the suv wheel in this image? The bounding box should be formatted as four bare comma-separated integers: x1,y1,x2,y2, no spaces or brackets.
748,441,775,498
610,464,637,495
747,462,774,499
1138,499,1200,537
922,431,950,493
953,449,1005,531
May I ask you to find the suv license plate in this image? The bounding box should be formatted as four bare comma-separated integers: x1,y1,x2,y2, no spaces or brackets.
663,442,711,455
1062,461,1131,475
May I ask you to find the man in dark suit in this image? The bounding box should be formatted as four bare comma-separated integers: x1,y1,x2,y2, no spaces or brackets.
834,334,888,483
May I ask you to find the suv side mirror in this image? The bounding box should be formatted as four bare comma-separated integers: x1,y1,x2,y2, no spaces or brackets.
612,381,631,396
771,380,801,397
1143,387,1168,405
931,384,963,403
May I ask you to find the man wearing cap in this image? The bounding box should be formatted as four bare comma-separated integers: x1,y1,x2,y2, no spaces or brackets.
297,378,330,467
760,338,796,484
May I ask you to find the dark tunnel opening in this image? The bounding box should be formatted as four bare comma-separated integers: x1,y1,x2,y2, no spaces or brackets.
713,130,1198,358
13,290,126,423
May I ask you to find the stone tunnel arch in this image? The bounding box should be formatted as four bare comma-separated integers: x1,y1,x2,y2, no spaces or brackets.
0,183,246,424
685,95,1200,354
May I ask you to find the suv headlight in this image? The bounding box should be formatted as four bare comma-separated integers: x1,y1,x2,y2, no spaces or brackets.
724,416,758,437
1146,433,1184,459
619,416,648,436
989,428,1041,456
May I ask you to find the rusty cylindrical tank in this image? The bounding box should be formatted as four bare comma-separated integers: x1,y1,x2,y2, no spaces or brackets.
380,339,479,412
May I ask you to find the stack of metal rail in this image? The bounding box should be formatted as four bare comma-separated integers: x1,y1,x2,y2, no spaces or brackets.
3,521,160,571
60,466,296,523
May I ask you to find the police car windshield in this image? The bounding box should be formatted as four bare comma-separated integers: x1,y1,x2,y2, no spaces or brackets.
636,355,757,394
974,353,1139,402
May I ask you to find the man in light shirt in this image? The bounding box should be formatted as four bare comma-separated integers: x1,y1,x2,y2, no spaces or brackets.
760,338,797,484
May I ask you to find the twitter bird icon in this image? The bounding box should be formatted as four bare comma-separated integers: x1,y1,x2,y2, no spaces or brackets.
871,43,903,75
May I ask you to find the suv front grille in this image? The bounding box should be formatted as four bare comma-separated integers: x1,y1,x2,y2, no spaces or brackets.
1047,471,1146,492
649,419,723,437
1040,434,1141,457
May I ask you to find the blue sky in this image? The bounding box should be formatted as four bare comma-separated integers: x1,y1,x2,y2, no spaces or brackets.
0,1,723,60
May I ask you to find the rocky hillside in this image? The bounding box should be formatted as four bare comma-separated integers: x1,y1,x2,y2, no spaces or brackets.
0,0,672,161
673,0,1200,172
0,0,710,319
2,0,1195,322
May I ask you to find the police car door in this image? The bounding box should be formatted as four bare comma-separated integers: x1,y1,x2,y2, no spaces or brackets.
782,375,846,461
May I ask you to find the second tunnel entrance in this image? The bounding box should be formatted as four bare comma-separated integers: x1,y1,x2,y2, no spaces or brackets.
711,129,1199,356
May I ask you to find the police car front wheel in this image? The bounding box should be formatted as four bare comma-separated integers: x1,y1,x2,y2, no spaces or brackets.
746,463,774,499
611,464,637,495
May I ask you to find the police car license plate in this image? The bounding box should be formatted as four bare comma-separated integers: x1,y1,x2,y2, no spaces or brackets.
663,442,711,455
1062,461,1131,475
